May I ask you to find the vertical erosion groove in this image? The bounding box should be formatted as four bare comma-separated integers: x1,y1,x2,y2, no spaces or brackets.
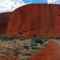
31,5,39,32
18,9,24,31
49,5,54,30
57,5,60,16
18,7,27,33
0,14,9,34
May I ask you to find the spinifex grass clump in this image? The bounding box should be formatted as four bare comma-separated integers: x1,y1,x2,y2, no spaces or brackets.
0,35,48,60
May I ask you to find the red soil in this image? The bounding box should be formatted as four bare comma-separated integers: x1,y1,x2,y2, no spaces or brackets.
0,40,59,60
28,40,60,60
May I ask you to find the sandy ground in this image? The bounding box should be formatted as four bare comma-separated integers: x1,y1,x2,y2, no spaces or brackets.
28,39,60,60
0,39,59,60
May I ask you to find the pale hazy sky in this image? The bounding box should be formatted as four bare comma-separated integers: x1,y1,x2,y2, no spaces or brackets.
48,0,60,4
0,0,60,13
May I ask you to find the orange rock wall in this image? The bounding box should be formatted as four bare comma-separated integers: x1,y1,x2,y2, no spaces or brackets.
0,4,60,37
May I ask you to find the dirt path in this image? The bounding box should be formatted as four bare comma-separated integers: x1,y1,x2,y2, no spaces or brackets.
28,40,60,60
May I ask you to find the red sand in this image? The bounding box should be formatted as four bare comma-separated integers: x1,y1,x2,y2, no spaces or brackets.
28,40,60,60
0,40,60,60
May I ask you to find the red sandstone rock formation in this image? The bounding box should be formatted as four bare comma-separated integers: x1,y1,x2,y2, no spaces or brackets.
0,4,60,37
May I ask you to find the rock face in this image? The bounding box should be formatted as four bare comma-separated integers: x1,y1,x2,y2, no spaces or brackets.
0,4,60,37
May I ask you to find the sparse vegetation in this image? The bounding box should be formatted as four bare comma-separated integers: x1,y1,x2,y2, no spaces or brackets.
0,35,48,60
